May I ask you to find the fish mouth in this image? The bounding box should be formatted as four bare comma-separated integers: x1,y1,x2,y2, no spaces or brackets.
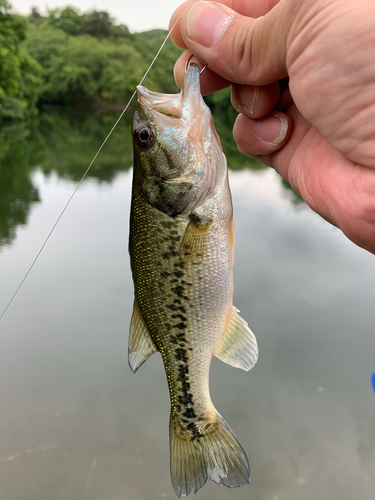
136,85,175,101
136,63,202,119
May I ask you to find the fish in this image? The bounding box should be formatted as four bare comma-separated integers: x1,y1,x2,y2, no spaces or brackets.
128,63,258,497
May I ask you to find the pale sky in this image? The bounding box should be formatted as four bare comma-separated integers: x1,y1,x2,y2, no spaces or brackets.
13,0,184,32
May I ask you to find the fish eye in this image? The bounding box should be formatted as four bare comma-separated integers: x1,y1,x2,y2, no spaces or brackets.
134,124,155,148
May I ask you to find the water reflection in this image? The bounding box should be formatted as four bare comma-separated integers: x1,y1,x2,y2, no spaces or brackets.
0,107,134,249
34,107,133,182
0,106,302,249
0,122,40,247
1,108,374,500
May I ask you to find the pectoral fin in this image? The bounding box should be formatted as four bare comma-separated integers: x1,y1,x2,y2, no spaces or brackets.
128,299,157,373
215,307,258,371
180,215,212,264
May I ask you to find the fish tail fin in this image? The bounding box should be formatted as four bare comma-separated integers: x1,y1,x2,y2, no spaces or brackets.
170,411,250,497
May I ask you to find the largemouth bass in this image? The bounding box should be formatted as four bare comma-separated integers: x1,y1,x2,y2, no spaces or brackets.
129,63,258,497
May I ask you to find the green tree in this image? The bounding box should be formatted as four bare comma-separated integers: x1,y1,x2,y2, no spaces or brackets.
40,35,145,104
29,6,45,26
26,26,68,69
79,10,113,37
45,6,84,36
26,6,185,105
0,0,42,120
138,30,183,94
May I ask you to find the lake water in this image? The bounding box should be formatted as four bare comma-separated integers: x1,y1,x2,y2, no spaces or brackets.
1,107,375,500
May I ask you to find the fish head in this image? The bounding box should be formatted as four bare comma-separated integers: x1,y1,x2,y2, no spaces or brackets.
132,63,225,217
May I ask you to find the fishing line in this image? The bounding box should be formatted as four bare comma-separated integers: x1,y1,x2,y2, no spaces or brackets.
0,18,181,322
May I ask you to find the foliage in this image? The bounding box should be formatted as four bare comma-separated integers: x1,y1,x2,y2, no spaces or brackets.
38,36,145,104
32,6,130,39
0,1,184,118
139,31,184,94
26,6,183,105
0,0,42,121
44,5,83,36
79,10,116,37
1,0,237,134
26,25,68,69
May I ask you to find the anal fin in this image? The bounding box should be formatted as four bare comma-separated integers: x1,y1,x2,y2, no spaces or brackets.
215,307,258,371
128,298,157,373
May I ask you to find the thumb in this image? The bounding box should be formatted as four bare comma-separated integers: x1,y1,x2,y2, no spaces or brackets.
178,0,296,85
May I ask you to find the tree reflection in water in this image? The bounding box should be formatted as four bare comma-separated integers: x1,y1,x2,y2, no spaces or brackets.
0,104,304,249
0,122,40,247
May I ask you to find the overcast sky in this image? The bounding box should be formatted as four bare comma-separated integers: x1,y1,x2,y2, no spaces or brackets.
14,0,184,32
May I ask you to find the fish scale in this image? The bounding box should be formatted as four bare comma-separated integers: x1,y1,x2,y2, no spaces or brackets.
128,63,258,497
130,190,222,427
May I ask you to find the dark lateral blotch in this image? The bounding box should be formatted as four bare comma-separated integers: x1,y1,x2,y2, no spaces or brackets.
183,408,196,419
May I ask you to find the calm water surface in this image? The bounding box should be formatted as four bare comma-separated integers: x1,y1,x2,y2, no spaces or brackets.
0,108,375,500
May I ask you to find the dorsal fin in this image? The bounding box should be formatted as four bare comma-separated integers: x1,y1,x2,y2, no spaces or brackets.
128,299,157,373
215,307,258,371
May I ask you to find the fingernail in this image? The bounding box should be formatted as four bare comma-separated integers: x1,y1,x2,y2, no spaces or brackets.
230,85,243,111
255,115,288,145
186,1,233,48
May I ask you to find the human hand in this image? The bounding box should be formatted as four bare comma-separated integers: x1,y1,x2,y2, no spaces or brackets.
170,0,375,254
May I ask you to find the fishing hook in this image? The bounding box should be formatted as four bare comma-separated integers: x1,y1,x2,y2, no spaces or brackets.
185,54,208,75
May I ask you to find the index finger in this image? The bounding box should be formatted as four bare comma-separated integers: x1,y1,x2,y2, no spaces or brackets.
169,0,281,48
